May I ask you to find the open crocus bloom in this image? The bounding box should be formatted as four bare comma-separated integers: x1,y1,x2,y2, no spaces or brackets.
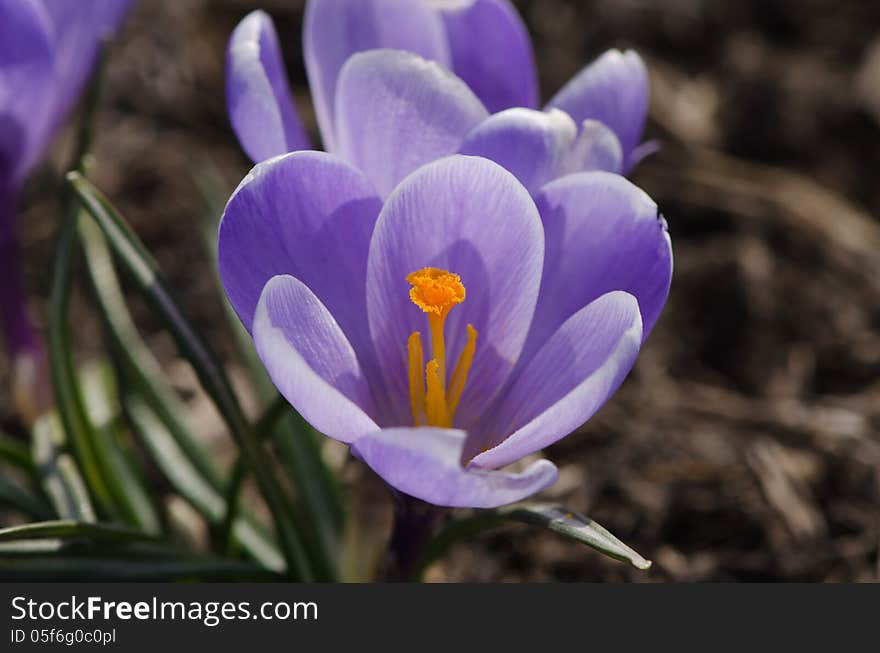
227,0,650,184
218,153,671,508
0,0,130,413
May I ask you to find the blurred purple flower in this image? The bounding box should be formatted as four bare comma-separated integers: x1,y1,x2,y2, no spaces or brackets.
218,149,671,508
226,0,650,196
0,0,131,409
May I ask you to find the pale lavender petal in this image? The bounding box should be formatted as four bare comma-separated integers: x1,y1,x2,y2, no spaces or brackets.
304,0,449,151
523,171,671,358
0,0,54,183
434,0,538,112
469,291,642,469
42,0,132,131
459,108,577,195
567,119,624,175
254,275,379,443
217,151,382,368
629,139,660,168
366,155,543,426
547,49,648,171
352,426,558,508
335,50,488,198
226,10,309,163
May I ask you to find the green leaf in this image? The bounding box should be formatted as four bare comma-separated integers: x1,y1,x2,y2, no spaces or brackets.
0,476,55,521
79,216,224,490
79,360,161,534
223,396,344,580
504,504,652,570
48,210,156,529
0,520,154,544
47,204,123,521
0,430,34,474
67,172,313,580
0,539,279,582
0,556,276,582
124,396,284,572
31,413,96,522
419,504,652,576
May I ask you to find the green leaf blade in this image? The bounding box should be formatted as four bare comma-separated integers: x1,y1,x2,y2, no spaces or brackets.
504,504,652,571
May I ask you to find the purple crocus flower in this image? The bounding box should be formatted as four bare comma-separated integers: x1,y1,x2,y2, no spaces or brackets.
0,0,131,415
218,149,671,508
226,0,650,197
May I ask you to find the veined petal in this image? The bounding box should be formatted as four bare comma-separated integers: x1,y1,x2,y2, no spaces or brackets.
42,0,132,133
254,275,379,443
226,10,309,163
352,427,558,508
367,155,543,427
459,108,577,195
0,0,54,183
470,291,642,469
524,171,671,357
217,151,382,366
547,49,648,171
304,0,449,151
335,50,488,198
568,119,624,175
433,0,539,112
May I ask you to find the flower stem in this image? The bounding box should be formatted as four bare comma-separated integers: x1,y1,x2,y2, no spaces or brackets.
380,491,444,582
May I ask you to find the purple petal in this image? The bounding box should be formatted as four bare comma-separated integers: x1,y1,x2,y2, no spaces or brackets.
0,0,54,183
547,49,648,171
217,151,382,369
568,119,624,175
459,108,577,195
335,50,488,198
470,291,642,469
41,0,132,132
523,171,671,357
226,10,309,163
366,155,543,426
434,0,539,112
352,426,558,508
253,275,379,443
304,0,449,151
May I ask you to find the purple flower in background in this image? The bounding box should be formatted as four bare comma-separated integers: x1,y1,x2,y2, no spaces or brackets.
0,0,131,417
218,150,671,508
226,0,650,197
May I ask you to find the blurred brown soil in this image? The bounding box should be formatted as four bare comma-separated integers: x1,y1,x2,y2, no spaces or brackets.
3,0,880,581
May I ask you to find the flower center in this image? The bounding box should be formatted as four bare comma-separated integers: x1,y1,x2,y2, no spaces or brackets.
406,267,477,428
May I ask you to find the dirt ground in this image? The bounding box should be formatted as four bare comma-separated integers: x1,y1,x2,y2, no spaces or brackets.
5,0,880,581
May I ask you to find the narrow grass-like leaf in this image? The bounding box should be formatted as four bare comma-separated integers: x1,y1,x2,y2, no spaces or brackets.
48,206,123,521
79,216,224,489
31,413,96,522
45,41,127,523
0,520,155,544
0,540,279,582
0,430,34,474
505,504,652,570
222,397,343,579
68,172,312,580
0,476,55,521
80,361,161,534
418,504,652,576
124,396,284,572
